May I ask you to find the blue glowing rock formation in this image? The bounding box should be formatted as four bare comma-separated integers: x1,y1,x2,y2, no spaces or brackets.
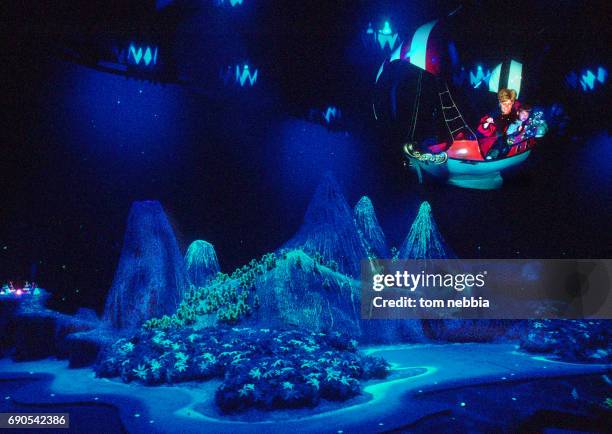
399,201,454,259
251,250,361,336
284,172,367,277
354,196,389,259
397,203,514,342
185,240,220,287
104,201,188,330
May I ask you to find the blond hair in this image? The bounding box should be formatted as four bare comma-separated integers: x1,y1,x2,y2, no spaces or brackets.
498,88,517,102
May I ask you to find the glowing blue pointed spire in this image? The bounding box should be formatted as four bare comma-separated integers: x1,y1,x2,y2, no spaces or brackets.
381,21,392,35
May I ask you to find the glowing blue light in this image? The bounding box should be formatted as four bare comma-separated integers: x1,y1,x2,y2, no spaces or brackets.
308,106,342,127
566,67,607,92
381,21,392,35
597,67,608,83
366,22,374,35
580,67,607,91
322,106,341,124
581,71,596,90
235,64,258,87
216,0,243,6
143,49,152,65
128,44,158,67
469,65,491,89
377,21,399,50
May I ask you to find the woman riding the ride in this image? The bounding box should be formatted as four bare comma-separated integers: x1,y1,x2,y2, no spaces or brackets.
477,88,521,159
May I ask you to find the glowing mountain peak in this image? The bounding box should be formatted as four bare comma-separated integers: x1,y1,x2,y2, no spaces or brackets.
104,201,188,329
284,172,367,277
354,196,388,259
399,201,453,259
185,240,221,287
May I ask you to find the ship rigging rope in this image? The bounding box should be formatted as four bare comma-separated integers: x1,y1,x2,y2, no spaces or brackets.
409,69,423,142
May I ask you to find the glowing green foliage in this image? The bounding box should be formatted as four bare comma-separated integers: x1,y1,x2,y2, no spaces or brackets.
144,252,280,330
96,327,389,413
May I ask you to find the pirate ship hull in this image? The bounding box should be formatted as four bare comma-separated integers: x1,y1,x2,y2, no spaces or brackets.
405,140,532,190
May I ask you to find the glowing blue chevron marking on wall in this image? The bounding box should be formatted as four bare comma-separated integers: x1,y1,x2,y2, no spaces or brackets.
216,0,243,6
128,44,158,67
322,106,341,124
377,21,399,50
580,67,607,91
566,67,607,92
469,65,491,88
235,64,258,86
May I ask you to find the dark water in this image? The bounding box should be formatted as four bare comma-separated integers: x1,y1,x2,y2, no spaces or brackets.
1,372,610,433
394,374,611,433
0,377,127,434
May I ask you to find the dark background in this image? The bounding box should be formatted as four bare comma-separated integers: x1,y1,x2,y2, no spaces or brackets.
3,0,610,313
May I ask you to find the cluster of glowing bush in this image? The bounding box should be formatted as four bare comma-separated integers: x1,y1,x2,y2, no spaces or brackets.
95,327,389,412
519,320,610,363
143,250,341,330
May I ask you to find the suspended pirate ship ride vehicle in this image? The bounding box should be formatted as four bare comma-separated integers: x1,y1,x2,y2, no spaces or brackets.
373,16,547,190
